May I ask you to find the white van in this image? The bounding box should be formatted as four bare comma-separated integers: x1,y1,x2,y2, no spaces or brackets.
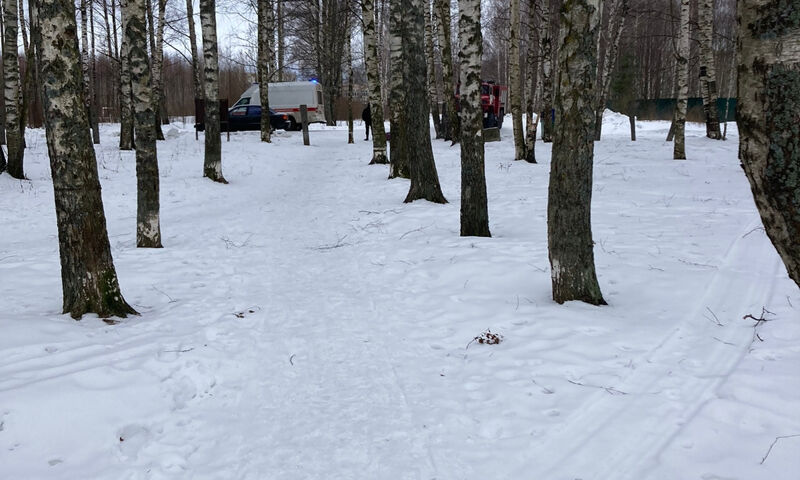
232,81,326,130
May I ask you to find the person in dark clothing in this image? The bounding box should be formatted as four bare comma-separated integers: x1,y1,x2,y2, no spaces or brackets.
362,104,372,141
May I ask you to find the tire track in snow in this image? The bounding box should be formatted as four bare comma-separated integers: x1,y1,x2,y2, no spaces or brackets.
513,218,782,480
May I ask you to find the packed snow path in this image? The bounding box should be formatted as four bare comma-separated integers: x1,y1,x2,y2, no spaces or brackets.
1,117,798,479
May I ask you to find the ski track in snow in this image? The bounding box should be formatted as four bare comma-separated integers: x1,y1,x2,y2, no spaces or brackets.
514,217,783,480
1,116,798,479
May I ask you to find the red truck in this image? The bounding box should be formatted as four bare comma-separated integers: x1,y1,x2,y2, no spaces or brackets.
455,80,508,129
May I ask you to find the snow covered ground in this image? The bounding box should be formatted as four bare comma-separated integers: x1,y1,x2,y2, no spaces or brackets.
1,114,798,480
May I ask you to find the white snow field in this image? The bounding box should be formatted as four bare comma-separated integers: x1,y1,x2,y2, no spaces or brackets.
1,114,798,480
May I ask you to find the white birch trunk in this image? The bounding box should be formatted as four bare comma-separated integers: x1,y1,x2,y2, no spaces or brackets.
673,0,689,160
200,0,226,183
458,0,490,235
363,0,388,165
3,0,23,178
737,0,800,288
509,0,525,160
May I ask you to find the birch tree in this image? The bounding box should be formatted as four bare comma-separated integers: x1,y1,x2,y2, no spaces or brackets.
672,0,689,160
425,1,441,138
347,33,354,144
547,0,606,306
151,0,168,140
523,0,538,163
80,0,100,144
33,0,137,319
362,0,388,165
124,0,162,247
509,0,525,160
186,0,203,102
539,0,554,143
458,0,490,235
593,0,627,140
200,0,226,183
3,0,23,178
119,0,135,150
435,0,458,143
698,0,721,139
402,0,447,204
388,0,409,178
257,0,271,142
737,0,800,289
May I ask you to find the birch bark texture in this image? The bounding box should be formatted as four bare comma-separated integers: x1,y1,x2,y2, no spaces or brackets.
547,0,606,305
119,0,134,150
3,0,23,178
151,0,167,139
509,0,525,160
123,0,162,248
699,0,722,139
736,0,800,289
458,0,490,236
523,0,538,164
425,1,441,139
401,0,447,204
672,0,689,160
388,0,409,178
539,0,554,143
258,0,272,142
593,0,627,140
436,0,458,142
362,0,388,164
200,0,226,183
80,0,99,144
186,0,203,101
34,0,137,319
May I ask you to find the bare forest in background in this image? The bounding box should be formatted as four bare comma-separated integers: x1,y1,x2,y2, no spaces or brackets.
1,0,737,128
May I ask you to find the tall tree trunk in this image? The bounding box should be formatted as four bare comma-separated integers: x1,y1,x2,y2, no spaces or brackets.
124,0,162,247
33,0,137,319
89,2,100,143
347,31,354,144
388,0,409,178
80,0,100,145
186,0,203,102
698,0,721,139
403,0,447,204
458,0,489,235
593,0,627,140
509,0,525,160
736,0,800,289
523,0,538,163
435,0,458,143
151,0,167,139
424,0,441,138
3,0,24,178
363,0,388,165
672,0,689,160
119,0,135,150
257,0,271,142
547,0,606,306
539,0,554,143
200,0,226,183
276,0,284,81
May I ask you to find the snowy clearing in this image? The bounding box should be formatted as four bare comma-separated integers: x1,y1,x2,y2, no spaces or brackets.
1,114,798,479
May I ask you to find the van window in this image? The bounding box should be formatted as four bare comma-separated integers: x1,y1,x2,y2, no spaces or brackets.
235,97,250,107
230,106,248,116
317,91,323,106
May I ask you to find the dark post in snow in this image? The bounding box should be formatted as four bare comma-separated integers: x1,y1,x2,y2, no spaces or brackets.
300,104,310,146
547,0,606,306
737,0,800,289
33,0,137,319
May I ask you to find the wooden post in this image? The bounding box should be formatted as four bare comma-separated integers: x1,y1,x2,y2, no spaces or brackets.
300,104,310,146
